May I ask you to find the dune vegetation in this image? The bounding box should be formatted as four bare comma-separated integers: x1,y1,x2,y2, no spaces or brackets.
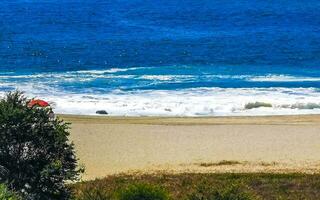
71,173,320,200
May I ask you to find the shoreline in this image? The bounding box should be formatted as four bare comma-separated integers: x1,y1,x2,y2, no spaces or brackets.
60,114,320,125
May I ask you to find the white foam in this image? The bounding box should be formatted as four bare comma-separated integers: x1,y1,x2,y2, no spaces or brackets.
76,67,140,74
1,69,320,116
2,72,319,85
248,75,320,82
139,75,194,81
0,67,143,79
3,87,318,116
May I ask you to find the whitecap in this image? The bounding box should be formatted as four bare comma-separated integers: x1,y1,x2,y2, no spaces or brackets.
247,75,320,82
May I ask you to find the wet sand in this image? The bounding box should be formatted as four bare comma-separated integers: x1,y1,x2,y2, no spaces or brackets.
62,115,320,180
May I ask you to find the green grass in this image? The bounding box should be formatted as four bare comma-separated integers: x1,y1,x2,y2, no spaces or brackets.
116,183,169,200
71,173,320,200
187,181,259,200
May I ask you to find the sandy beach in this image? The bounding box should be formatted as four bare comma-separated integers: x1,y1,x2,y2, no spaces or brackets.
62,115,320,180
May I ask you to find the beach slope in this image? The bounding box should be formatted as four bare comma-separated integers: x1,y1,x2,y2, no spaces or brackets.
62,115,320,180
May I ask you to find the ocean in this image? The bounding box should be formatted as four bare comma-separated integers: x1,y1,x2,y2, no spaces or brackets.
0,0,320,116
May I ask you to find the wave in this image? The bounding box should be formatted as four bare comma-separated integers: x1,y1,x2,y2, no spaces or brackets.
244,102,272,109
280,103,320,110
1,87,319,116
76,67,142,74
247,75,320,82
139,75,195,81
1,68,320,116
1,71,319,84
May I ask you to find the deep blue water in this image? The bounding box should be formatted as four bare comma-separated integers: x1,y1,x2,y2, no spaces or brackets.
0,0,320,115
1,1,320,72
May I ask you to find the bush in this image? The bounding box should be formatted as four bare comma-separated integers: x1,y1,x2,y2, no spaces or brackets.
188,182,258,200
244,102,272,109
116,183,170,200
0,184,21,200
0,91,83,200
74,186,111,200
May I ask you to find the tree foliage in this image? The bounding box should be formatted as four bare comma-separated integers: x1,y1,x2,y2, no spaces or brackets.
0,184,21,200
0,91,82,199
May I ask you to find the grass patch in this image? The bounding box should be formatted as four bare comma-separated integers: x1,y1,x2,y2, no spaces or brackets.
198,160,242,167
71,173,320,200
116,183,170,200
187,182,259,200
245,102,272,109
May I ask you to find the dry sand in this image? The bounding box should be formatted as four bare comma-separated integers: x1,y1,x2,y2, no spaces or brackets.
62,115,320,180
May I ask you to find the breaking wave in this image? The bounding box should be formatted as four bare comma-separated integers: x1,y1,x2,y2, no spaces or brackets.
0,67,320,116
1,86,320,116
247,75,320,82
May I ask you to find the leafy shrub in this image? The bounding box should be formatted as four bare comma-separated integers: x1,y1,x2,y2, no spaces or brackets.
74,186,111,200
188,182,258,200
244,102,272,109
0,184,21,200
116,183,170,200
0,91,83,200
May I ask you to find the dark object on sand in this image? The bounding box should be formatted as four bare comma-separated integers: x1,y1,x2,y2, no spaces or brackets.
96,110,108,115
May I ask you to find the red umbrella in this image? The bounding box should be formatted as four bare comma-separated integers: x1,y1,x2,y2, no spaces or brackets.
28,99,50,108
